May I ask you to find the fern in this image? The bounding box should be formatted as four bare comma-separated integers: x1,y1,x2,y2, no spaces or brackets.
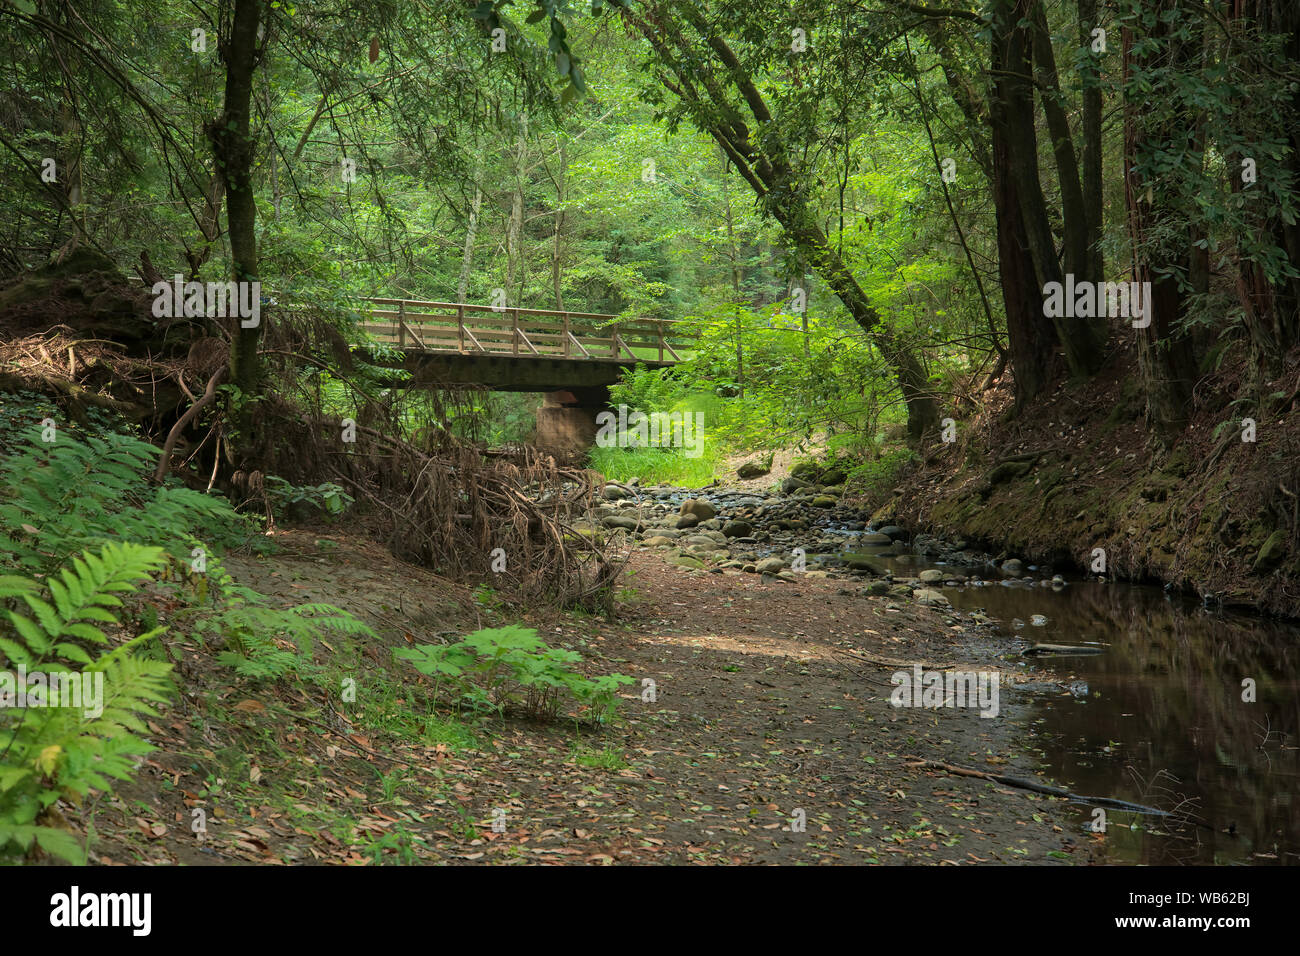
0,426,250,572
396,625,634,724
193,562,376,680
0,542,173,864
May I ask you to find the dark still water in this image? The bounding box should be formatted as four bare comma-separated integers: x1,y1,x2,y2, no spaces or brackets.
842,545,1300,865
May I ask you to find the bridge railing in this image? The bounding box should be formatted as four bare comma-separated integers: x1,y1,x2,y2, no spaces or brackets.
359,298,683,363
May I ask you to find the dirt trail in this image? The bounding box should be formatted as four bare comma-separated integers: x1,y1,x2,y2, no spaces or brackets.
85,531,1089,866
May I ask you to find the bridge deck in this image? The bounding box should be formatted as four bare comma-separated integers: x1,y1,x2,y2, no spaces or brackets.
359,298,684,365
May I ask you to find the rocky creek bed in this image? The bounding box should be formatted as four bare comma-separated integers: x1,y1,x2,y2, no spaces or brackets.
580,477,1300,865
69,474,1295,866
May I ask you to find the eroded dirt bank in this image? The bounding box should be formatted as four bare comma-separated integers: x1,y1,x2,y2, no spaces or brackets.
877,339,1300,617
82,531,1085,866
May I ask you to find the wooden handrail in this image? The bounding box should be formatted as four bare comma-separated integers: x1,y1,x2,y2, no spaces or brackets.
363,297,683,324
360,295,684,364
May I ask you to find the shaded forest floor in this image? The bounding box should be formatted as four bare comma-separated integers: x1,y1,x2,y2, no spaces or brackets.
73,531,1089,866
879,337,1300,617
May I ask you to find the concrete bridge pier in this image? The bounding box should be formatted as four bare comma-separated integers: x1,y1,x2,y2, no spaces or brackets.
533,386,609,463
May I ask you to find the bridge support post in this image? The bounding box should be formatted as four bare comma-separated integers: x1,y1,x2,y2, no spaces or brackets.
533,386,608,464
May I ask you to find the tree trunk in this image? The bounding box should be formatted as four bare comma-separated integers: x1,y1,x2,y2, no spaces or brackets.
1122,12,1198,438
723,162,744,398
1030,0,1089,282
457,179,482,304
551,141,566,311
988,0,1060,405
505,129,524,303
211,0,263,450
1077,0,1104,280
994,0,1105,379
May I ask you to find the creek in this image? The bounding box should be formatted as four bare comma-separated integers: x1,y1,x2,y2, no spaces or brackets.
835,535,1300,865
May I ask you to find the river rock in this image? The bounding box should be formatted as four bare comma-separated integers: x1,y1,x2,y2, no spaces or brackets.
913,588,950,607
1001,558,1024,575
781,476,812,494
918,569,945,583
812,495,837,508
679,498,717,520
644,535,675,547
722,519,753,538
675,513,700,530
877,525,906,540
861,532,893,545
667,554,705,570
1030,614,1048,626
602,515,640,531
819,466,847,486
755,556,786,573
737,453,774,479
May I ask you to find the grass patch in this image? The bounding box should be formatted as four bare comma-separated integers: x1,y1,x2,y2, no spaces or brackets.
587,444,719,485
422,715,479,750
571,745,629,771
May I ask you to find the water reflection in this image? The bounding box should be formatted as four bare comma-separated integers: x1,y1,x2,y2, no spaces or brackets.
840,544,1300,865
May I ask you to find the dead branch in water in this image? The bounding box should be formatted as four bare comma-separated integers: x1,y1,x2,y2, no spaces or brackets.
903,757,1223,832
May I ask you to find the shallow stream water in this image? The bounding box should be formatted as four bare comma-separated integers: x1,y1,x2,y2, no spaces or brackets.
836,538,1300,865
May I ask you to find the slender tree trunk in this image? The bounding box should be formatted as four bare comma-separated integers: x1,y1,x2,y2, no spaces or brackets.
1030,0,1088,281
262,71,281,223
988,0,1060,405
210,0,262,450
1122,12,1198,438
457,172,482,304
505,128,525,303
551,141,566,311
994,0,1104,378
1078,0,1104,280
723,162,744,398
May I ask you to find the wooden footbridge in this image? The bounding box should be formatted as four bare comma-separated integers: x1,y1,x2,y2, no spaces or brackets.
358,298,684,392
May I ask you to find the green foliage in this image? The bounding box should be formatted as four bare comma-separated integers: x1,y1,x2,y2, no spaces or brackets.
0,542,174,864
571,745,629,770
0,426,252,572
189,560,375,682
846,446,919,495
394,625,633,724
587,443,718,486
264,477,354,519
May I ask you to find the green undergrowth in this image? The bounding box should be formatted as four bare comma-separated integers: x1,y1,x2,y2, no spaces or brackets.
587,444,720,486
394,624,634,727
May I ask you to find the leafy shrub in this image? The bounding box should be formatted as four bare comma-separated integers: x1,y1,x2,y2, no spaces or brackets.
0,425,253,572
186,558,375,681
0,419,374,865
394,625,633,724
847,446,919,495
264,476,354,519
0,542,174,863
